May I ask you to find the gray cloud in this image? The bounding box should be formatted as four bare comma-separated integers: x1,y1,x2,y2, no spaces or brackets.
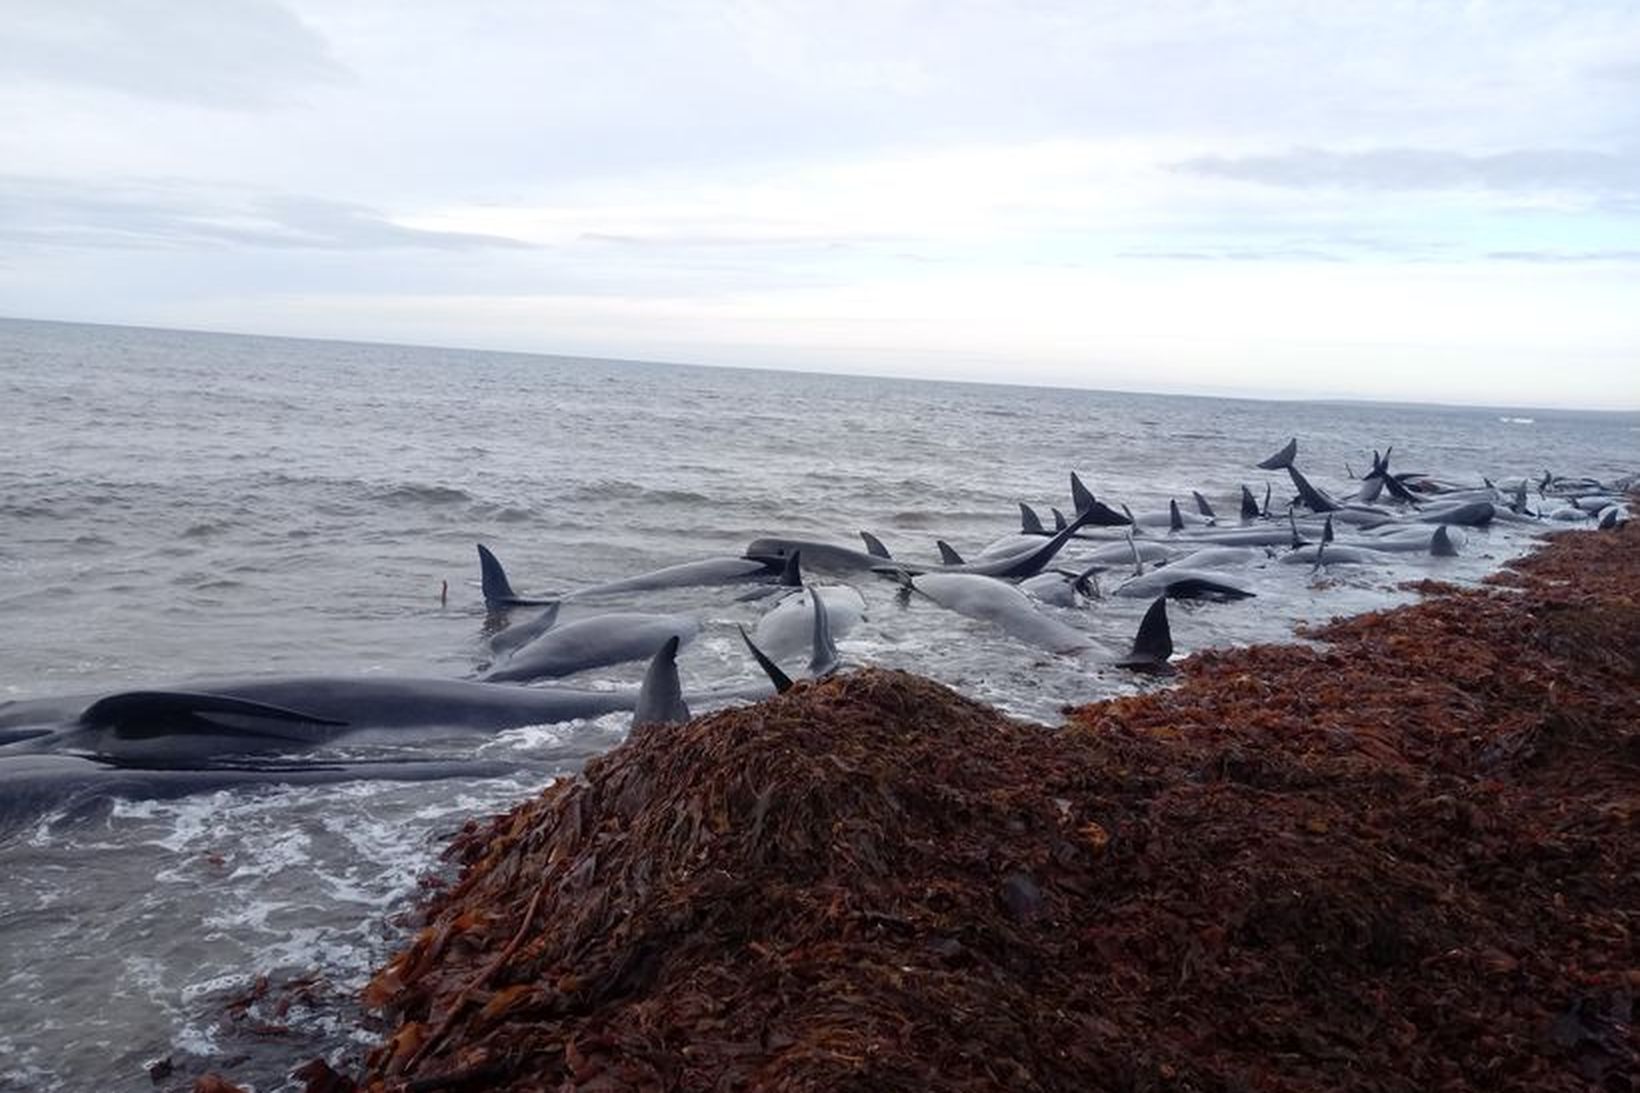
1171,147,1640,198
0,177,531,251
1487,249,1640,263
0,0,344,108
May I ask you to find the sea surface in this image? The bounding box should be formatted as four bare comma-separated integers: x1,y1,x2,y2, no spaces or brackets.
1,316,1635,1090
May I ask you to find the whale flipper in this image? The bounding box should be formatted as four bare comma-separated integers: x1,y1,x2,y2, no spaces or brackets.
1257,438,1298,470
1114,597,1173,670
1019,503,1046,535
633,636,690,729
936,540,965,566
809,594,839,677
859,531,892,559
79,691,348,742
477,544,556,608
738,625,793,693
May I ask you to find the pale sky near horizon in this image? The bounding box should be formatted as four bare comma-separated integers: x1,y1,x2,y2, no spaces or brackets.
2,1,1638,409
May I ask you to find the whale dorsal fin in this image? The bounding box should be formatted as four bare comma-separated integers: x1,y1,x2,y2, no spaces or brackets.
859,531,892,559
738,625,793,693
809,594,839,677
79,691,348,741
1262,483,1272,517
779,550,804,587
936,540,965,566
1287,465,1340,513
1169,499,1185,533
1192,490,1216,519
1257,437,1298,470
1431,525,1458,557
476,544,555,608
1115,597,1173,669
1239,485,1260,522
1019,503,1046,535
633,636,690,729
1051,507,1068,531
1322,515,1335,544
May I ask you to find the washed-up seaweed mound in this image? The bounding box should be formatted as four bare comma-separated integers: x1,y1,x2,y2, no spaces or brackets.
345,526,1637,1093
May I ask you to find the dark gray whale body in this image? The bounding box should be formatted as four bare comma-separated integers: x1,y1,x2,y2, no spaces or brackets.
1,676,645,762
0,754,524,841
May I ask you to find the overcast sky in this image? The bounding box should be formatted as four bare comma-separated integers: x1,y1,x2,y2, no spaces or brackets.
3,1,1638,408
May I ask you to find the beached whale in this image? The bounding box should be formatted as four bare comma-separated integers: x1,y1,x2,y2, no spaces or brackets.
752,584,866,661
484,612,701,683
908,572,1095,653
0,754,526,841
480,544,785,609
0,676,651,763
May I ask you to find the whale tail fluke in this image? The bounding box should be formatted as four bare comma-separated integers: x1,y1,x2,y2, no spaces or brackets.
633,636,691,729
1070,471,1096,514
738,625,794,694
1115,596,1173,670
1257,437,1298,470
1019,503,1046,535
859,531,892,559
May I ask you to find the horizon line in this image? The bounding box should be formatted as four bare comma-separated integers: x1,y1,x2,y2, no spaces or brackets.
4,311,1636,417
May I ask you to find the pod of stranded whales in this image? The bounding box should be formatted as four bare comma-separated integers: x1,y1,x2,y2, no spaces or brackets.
0,438,1631,834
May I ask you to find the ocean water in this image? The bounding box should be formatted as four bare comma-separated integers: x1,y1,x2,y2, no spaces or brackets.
1,316,1635,1090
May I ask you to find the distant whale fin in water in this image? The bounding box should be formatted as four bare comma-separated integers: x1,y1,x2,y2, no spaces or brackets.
1169,499,1185,533
477,544,557,608
738,625,793,693
1052,507,1068,531
633,636,690,729
1257,437,1298,470
1019,502,1046,535
859,531,892,559
936,540,965,566
1239,485,1261,522
809,594,839,677
1192,490,1216,519
79,691,348,741
1114,596,1173,670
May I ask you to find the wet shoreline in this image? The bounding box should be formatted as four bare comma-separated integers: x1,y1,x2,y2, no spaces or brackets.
260,522,1635,1091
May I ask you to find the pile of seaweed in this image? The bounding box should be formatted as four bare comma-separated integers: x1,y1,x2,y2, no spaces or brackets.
331,526,1636,1093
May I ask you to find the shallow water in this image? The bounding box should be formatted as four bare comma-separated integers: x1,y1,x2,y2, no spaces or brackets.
1,317,1635,1090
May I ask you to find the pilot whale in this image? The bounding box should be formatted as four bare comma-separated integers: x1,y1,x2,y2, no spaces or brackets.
1,676,649,762
484,612,701,683
0,754,525,841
